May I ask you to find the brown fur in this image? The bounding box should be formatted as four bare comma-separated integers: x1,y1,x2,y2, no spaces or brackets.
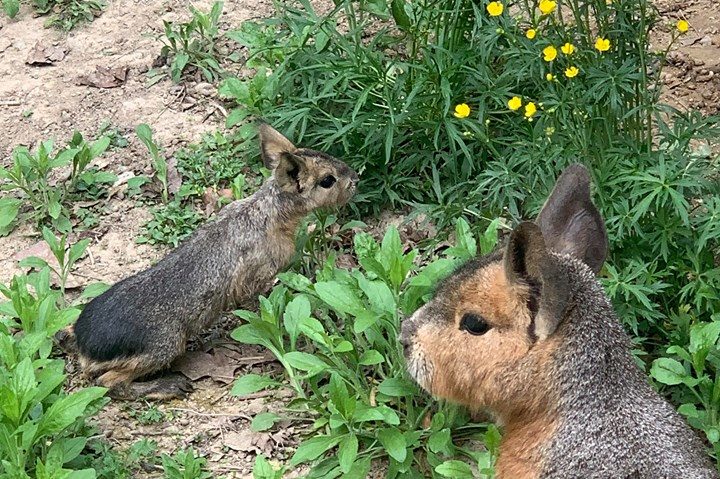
410,262,561,477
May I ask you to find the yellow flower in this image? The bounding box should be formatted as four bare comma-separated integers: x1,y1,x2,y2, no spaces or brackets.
546,73,554,81
525,102,537,118
508,96,522,111
561,42,575,55
453,103,471,118
543,45,558,61
487,1,504,16
539,0,556,15
526,29,537,40
606,0,612,4
595,37,611,52
565,66,579,78
677,20,689,33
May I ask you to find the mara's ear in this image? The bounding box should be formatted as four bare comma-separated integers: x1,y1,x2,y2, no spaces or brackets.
258,124,297,169
274,153,309,192
505,222,571,340
536,164,608,274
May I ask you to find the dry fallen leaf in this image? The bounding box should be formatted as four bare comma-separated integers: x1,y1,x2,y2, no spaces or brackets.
167,157,182,196
76,66,129,88
172,349,240,384
26,42,67,65
224,429,272,454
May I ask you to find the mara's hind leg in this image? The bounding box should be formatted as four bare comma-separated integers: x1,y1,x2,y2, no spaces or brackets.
82,354,192,400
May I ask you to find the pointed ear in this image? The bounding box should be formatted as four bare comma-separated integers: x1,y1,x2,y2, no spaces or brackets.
274,153,309,192
536,164,608,274
258,124,297,169
505,222,571,340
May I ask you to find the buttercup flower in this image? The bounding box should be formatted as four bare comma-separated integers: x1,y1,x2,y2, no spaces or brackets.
525,102,537,118
595,37,611,52
543,45,558,61
453,103,471,118
565,66,579,78
561,42,575,55
546,73,554,81
677,20,689,33
539,0,557,15
526,29,537,39
487,1,504,16
508,96,523,111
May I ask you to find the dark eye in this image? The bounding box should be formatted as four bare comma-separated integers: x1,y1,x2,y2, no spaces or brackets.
318,175,336,188
460,313,490,336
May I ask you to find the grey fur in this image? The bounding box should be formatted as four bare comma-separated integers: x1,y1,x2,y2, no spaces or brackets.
73,125,357,396
540,254,716,478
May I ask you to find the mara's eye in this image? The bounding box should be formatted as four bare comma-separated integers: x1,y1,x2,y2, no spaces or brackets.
318,175,337,188
460,313,490,336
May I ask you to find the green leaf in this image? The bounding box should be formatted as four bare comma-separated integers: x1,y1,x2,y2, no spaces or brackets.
377,427,406,462
338,434,358,473
353,311,379,333
650,357,686,386
284,295,311,348
378,378,416,397
357,277,396,314
2,0,20,17
359,350,384,365
284,351,327,373
289,435,340,466
345,457,372,479
36,387,106,438
428,428,453,455
231,374,278,397
0,197,21,229
18,256,50,270
390,0,411,30
314,281,365,316
435,460,474,478
80,282,110,300
251,412,280,432
252,454,279,479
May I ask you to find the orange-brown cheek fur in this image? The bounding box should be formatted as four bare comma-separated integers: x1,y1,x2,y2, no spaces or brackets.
414,261,563,478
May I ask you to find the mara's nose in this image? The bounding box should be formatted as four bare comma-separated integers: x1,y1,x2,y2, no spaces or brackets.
350,171,359,187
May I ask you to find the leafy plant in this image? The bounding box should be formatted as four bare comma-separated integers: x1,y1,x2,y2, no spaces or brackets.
136,201,204,247
0,266,107,478
232,219,501,476
155,1,226,83
136,124,169,204
0,132,114,235
2,0,19,18
161,448,212,479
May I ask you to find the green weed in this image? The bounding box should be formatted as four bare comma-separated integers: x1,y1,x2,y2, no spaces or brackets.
161,448,212,479
0,132,114,235
2,0,105,29
136,124,170,204
35,0,105,30
0,264,107,477
137,201,204,248
152,1,226,84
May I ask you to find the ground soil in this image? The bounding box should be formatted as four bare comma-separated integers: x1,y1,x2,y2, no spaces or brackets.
0,0,719,477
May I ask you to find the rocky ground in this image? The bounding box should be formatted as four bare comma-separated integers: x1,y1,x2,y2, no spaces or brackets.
0,0,719,477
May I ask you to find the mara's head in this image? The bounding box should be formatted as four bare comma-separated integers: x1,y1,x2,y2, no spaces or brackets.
258,124,358,209
400,164,608,416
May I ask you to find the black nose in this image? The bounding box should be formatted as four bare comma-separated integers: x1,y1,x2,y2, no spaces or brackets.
350,171,359,186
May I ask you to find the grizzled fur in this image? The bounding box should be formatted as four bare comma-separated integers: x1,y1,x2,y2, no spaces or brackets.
400,164,716,478
73,124,358,399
